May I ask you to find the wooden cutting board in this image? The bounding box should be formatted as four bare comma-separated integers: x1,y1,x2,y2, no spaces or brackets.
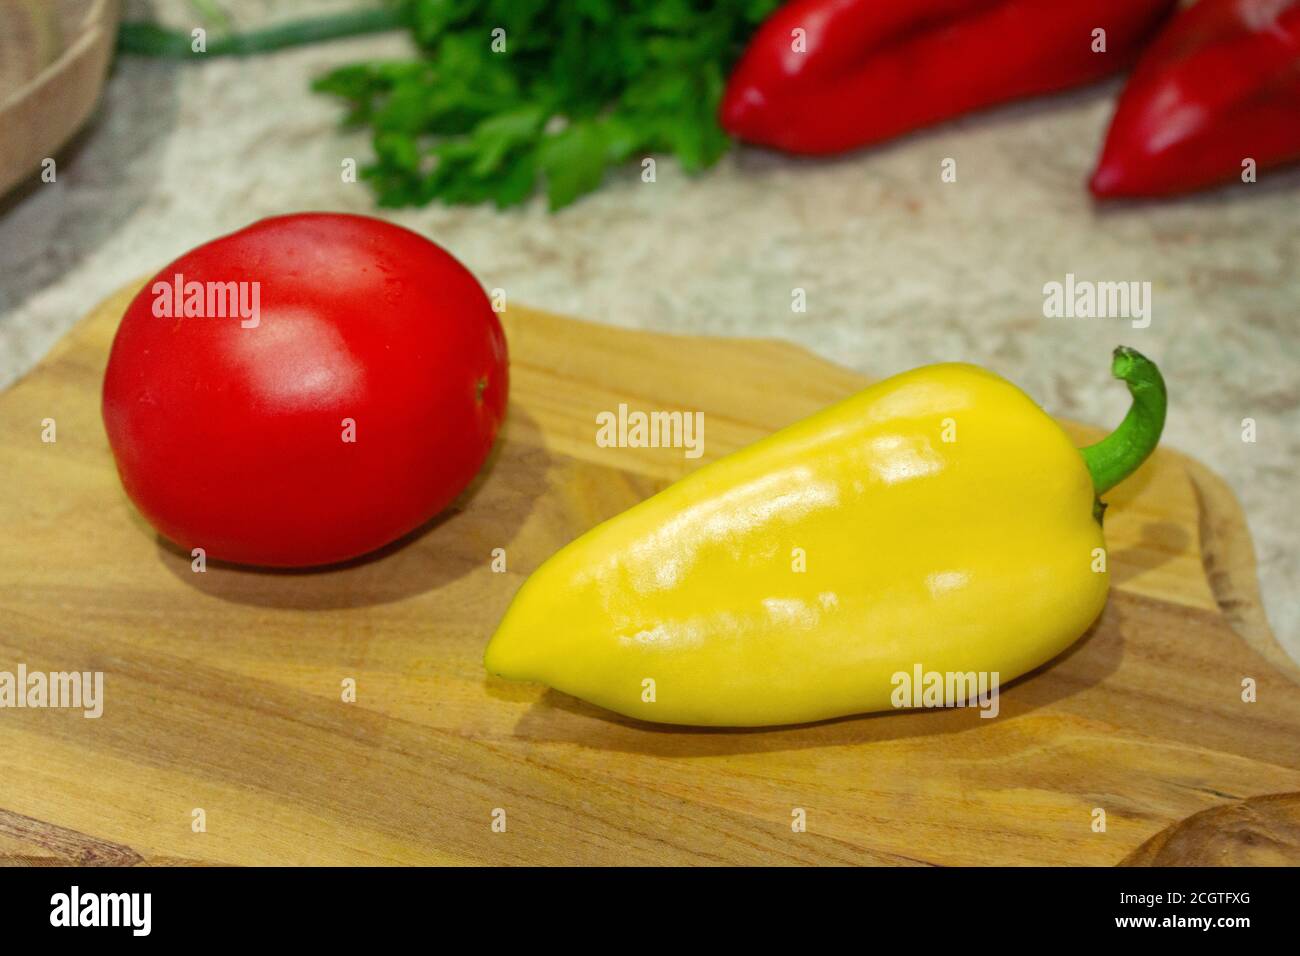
1,280,1297,866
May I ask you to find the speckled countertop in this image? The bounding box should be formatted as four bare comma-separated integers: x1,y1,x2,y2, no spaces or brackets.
2,1,1296,651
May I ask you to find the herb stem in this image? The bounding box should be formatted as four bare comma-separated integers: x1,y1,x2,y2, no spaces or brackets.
117,8,405,58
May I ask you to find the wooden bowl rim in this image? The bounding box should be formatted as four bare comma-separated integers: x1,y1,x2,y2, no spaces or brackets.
0,0,118,114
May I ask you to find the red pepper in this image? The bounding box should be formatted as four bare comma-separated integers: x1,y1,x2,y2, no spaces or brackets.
721,0,1178,155
1091,0,1300,198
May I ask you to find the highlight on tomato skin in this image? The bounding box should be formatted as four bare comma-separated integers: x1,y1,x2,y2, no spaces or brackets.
101,212,509,568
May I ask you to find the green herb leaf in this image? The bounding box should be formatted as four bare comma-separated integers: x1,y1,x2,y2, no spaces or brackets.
538,121,610,210
314,0,779,211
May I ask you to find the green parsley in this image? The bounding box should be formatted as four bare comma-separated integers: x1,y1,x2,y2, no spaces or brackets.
313,0,778,210
117,1,776,210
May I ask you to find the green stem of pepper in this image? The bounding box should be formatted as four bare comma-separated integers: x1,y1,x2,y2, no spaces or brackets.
1079,346,1167,499
116,8,404,58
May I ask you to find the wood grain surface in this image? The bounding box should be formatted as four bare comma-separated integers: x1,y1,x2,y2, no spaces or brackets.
0,280,1297,866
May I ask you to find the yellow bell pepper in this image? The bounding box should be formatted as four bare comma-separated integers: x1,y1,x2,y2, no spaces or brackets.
485,348,1166,726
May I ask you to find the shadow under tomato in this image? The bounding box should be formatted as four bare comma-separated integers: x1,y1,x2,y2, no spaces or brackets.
493,601,1127,757
155,405,550,610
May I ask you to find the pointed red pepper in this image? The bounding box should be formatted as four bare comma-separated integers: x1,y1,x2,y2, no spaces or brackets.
720,0,1178,155
1091,0,1300,198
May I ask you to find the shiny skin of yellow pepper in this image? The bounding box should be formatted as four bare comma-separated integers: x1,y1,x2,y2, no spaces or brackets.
485,348,1165,727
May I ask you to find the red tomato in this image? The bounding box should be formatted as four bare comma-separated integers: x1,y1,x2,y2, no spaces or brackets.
102,213,508,567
